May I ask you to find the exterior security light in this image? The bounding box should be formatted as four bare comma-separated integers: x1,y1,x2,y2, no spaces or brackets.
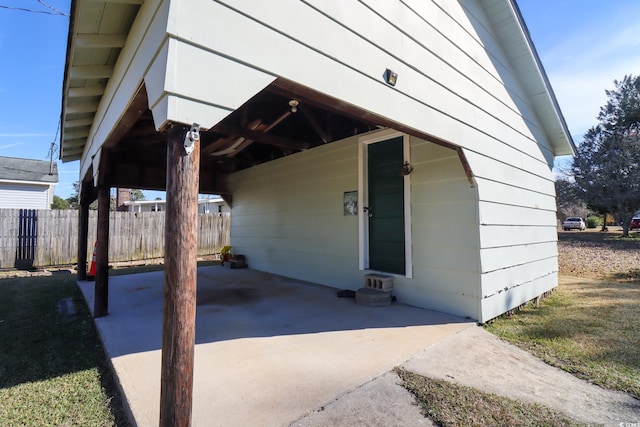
384,69,398,86
184,123,200,155
288,99,299,113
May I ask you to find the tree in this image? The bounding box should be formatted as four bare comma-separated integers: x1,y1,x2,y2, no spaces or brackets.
51,195,70,210
66,182,80,209
572,75,640,237
554,177,589,220
66,182,118,211
130,189,146,201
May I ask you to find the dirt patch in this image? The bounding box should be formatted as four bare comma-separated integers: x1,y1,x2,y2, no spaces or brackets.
558,229,640,280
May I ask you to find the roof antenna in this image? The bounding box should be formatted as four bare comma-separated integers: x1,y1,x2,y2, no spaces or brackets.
47,142,57,175
47,119,61,175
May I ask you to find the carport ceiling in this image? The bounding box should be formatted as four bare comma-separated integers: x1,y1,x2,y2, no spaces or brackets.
105,80,381,193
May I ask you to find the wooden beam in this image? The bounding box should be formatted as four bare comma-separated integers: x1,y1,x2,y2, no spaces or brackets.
102,84,149,150
211,123,311,151
160,124,200,427
94,185,110,317
299,105,329,143
456,147,477,188
270,78,459,151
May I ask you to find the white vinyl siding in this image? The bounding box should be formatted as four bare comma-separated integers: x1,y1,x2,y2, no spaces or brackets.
171,0,558,321
79,0,563,321
0,184,52,210
164,0,553,159
229,136,361,289
408,138,480,318
229,133,480,320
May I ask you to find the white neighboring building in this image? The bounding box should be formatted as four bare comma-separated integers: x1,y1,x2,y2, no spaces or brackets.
0,156,58,210
124,197,229,214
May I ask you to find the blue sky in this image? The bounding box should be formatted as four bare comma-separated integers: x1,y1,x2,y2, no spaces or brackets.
1,0,639,199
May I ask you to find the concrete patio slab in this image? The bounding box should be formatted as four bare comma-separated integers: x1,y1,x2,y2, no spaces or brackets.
79,266,472,426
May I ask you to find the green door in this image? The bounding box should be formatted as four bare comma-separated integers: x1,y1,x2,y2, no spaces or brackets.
367,137,405,275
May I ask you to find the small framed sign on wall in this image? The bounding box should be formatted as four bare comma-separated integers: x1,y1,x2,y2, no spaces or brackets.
343,191,358,216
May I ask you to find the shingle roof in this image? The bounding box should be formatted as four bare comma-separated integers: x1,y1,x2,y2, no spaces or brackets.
0,156,59,183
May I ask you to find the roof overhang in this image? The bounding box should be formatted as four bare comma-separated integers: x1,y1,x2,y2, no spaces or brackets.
60,0,142,163
60,0,576,169
483,0,576,156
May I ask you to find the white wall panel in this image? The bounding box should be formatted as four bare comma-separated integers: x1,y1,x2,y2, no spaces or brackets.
229,133,481,319
481,257,558,297
481,241,558,273
481,272,557,321
478,202,556,226
474,177,557,211
0,184,51,210
479,225,557,248
229,136,361,290
464,151,555,192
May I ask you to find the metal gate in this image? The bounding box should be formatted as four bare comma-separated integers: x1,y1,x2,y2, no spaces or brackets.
15,209,37,270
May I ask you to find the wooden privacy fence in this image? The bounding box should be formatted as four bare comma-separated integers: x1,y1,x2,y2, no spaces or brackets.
0,209,230,269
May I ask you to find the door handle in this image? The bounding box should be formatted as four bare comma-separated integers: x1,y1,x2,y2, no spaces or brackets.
363,206,373,218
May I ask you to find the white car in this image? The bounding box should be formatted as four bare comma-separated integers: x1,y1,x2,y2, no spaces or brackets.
562,217,586,231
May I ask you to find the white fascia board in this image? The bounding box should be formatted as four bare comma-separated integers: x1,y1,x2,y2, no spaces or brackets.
147,36,276,130
0,178,54,186
150,95,235,131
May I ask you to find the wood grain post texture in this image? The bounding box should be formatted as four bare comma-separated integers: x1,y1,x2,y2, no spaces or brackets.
160,124,200,427
77,196,89,280
94,185,110,317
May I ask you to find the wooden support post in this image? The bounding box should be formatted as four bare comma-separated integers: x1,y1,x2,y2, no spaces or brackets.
160,124,200,427
77,193,90,280
94,185,110,317
77,181,92,281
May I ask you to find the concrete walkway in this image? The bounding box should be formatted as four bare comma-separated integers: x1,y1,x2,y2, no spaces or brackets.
80,267,640,426
79,267,472,426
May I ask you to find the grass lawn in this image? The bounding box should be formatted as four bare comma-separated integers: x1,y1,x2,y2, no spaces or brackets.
0,271,129,426
395,368,583,427
396,230,640,425
0,261,216,426
486,230,640,400
485,275,640,399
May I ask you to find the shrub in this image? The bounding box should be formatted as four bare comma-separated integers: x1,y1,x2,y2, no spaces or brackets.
586,215,601,228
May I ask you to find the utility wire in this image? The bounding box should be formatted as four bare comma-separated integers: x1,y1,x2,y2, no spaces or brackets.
0,0,68,16
37,0,67,16
47,118,61,175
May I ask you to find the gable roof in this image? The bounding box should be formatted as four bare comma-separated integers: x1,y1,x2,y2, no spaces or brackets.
60,0,575,162
0,156,59,184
